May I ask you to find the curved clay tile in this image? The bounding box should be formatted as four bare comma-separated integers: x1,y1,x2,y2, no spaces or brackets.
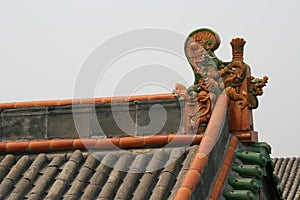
174,92,229,200
0,93,176,109
274,157,300,200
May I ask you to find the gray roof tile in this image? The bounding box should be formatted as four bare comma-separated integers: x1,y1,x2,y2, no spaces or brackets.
274,157,300,200
0,155,16,181
0,146,196,199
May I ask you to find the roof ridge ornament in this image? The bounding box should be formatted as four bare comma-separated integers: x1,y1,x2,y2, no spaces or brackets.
231,38,246,61
173,28,268,135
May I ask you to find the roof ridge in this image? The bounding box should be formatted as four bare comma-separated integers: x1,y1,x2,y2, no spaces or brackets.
0,134,203,154
0,132,252,155
174,92,229,200
0,93,175,109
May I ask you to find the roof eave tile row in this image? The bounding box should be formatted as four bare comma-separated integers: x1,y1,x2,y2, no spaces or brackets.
223,142,284,200
0,134,203,153
0,93,175,109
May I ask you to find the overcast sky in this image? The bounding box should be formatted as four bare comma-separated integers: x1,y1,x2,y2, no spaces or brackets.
0,0,299,157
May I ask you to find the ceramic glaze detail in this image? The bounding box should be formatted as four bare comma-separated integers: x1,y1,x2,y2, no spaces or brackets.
222,38,248,109
223,142,284,200
248,76,268,109
174,29,223,133
174,28,268,133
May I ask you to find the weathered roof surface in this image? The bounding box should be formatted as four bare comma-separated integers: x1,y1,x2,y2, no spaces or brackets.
274,157,300,200
0,146,197,200
0,93,232,200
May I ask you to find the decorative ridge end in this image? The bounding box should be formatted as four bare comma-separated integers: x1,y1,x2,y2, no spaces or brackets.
231,38,246,61
179,28,269,134
248,75,269,109
186,28,221,53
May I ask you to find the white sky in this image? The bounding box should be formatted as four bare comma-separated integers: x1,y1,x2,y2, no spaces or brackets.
0,0,299,157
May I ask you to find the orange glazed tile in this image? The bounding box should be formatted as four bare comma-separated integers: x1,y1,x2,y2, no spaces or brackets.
50,139,74,151
14,101,37,108
231,132,247,140
73,138,97,149
205,120,222,140
29,140,51,152
94,98,102,104
108,138,120,146
213,104,227,113
125,95,149,102
101,97,112,104
119,137,144,148
174,187,192,200
232,131,258,142
123,96,130,101
198,135,216,155
216,93,229,107
210,107,227,125
57,99,73,106
0,102,15,109
241,132,251,140
6,141,29,152
144,135,168,147
223,146,235,166
110,96,126,103
34,100,57,107
210,180,223,200
95,138,120,149
193,135,203,145
79,98,96,104
216,164,230,183
165,134,175,143
0,142,7,152
189,154,208,172
229,137,238,148
148,93,174,100
240,110,251,131
72,99,81,105
167,134,194,146
181,169,201,190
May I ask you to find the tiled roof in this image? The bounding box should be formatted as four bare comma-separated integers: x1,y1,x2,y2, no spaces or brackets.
274,157,300,200
0,89,282,200
0,91,286,200
0,92,232,200
0,146,197,200
0,27,288,200
174,92,229,200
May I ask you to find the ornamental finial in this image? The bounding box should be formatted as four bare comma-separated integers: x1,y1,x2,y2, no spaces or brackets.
174,28,268,134
230,38,246,61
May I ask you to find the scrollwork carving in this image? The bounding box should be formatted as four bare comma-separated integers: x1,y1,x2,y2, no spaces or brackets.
220,38,249,108
175,28,268,133
186,28,220,52
173,83,189,100
248,75,268,109
181,28,223,133
188,78,212,133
